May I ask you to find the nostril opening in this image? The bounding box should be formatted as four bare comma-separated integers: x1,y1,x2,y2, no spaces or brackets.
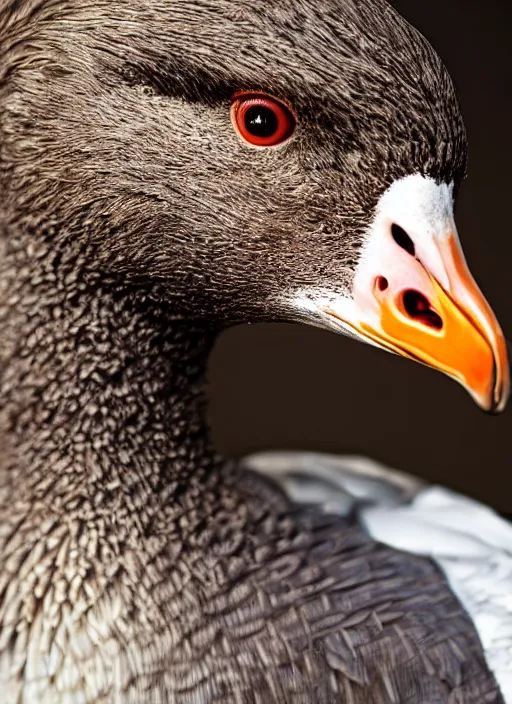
402,290,443,330
391,224,416,257
376,276,389,291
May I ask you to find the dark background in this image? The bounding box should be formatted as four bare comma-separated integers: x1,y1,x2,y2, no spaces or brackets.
208,0,512,512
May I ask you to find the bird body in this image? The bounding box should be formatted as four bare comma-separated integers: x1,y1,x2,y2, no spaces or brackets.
0,0,510,702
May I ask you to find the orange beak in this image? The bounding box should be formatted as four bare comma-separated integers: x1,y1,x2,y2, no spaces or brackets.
325,231,509,412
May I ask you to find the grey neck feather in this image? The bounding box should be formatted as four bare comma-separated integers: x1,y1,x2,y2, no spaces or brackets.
0,231,220,540
0,233,290,699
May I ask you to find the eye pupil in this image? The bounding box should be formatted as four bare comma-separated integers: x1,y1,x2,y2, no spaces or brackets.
244,105,278,138
232,93,295,147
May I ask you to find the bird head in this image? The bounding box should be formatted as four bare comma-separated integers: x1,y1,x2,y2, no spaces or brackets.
1,0,508,411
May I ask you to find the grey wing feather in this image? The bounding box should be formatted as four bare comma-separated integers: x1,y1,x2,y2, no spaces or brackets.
241,450,512,703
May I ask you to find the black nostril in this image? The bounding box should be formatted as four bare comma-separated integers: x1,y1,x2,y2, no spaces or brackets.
376,276,389,291
391,224,416,257
403,290,443,330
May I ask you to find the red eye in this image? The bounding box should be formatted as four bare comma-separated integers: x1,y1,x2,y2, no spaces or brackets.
231,93,296,147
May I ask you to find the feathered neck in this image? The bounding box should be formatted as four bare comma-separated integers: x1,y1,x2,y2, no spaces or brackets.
0,231,221,540
0,232,273,699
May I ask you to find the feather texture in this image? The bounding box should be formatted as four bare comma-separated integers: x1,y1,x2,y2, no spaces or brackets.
243,451,512,702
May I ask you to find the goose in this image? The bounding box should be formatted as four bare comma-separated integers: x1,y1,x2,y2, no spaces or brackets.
0,0,511,702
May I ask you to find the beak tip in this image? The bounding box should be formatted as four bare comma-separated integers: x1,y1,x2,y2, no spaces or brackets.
481,366,510,415
482,398,508,416
493,388,511,415
468,390,508,415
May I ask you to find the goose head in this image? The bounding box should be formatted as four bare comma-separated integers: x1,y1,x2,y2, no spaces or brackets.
2,0,509,412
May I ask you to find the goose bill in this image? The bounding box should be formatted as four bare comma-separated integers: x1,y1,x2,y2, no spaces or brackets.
324,233,510,413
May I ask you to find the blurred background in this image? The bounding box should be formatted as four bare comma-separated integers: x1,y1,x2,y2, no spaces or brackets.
208,0,512,513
